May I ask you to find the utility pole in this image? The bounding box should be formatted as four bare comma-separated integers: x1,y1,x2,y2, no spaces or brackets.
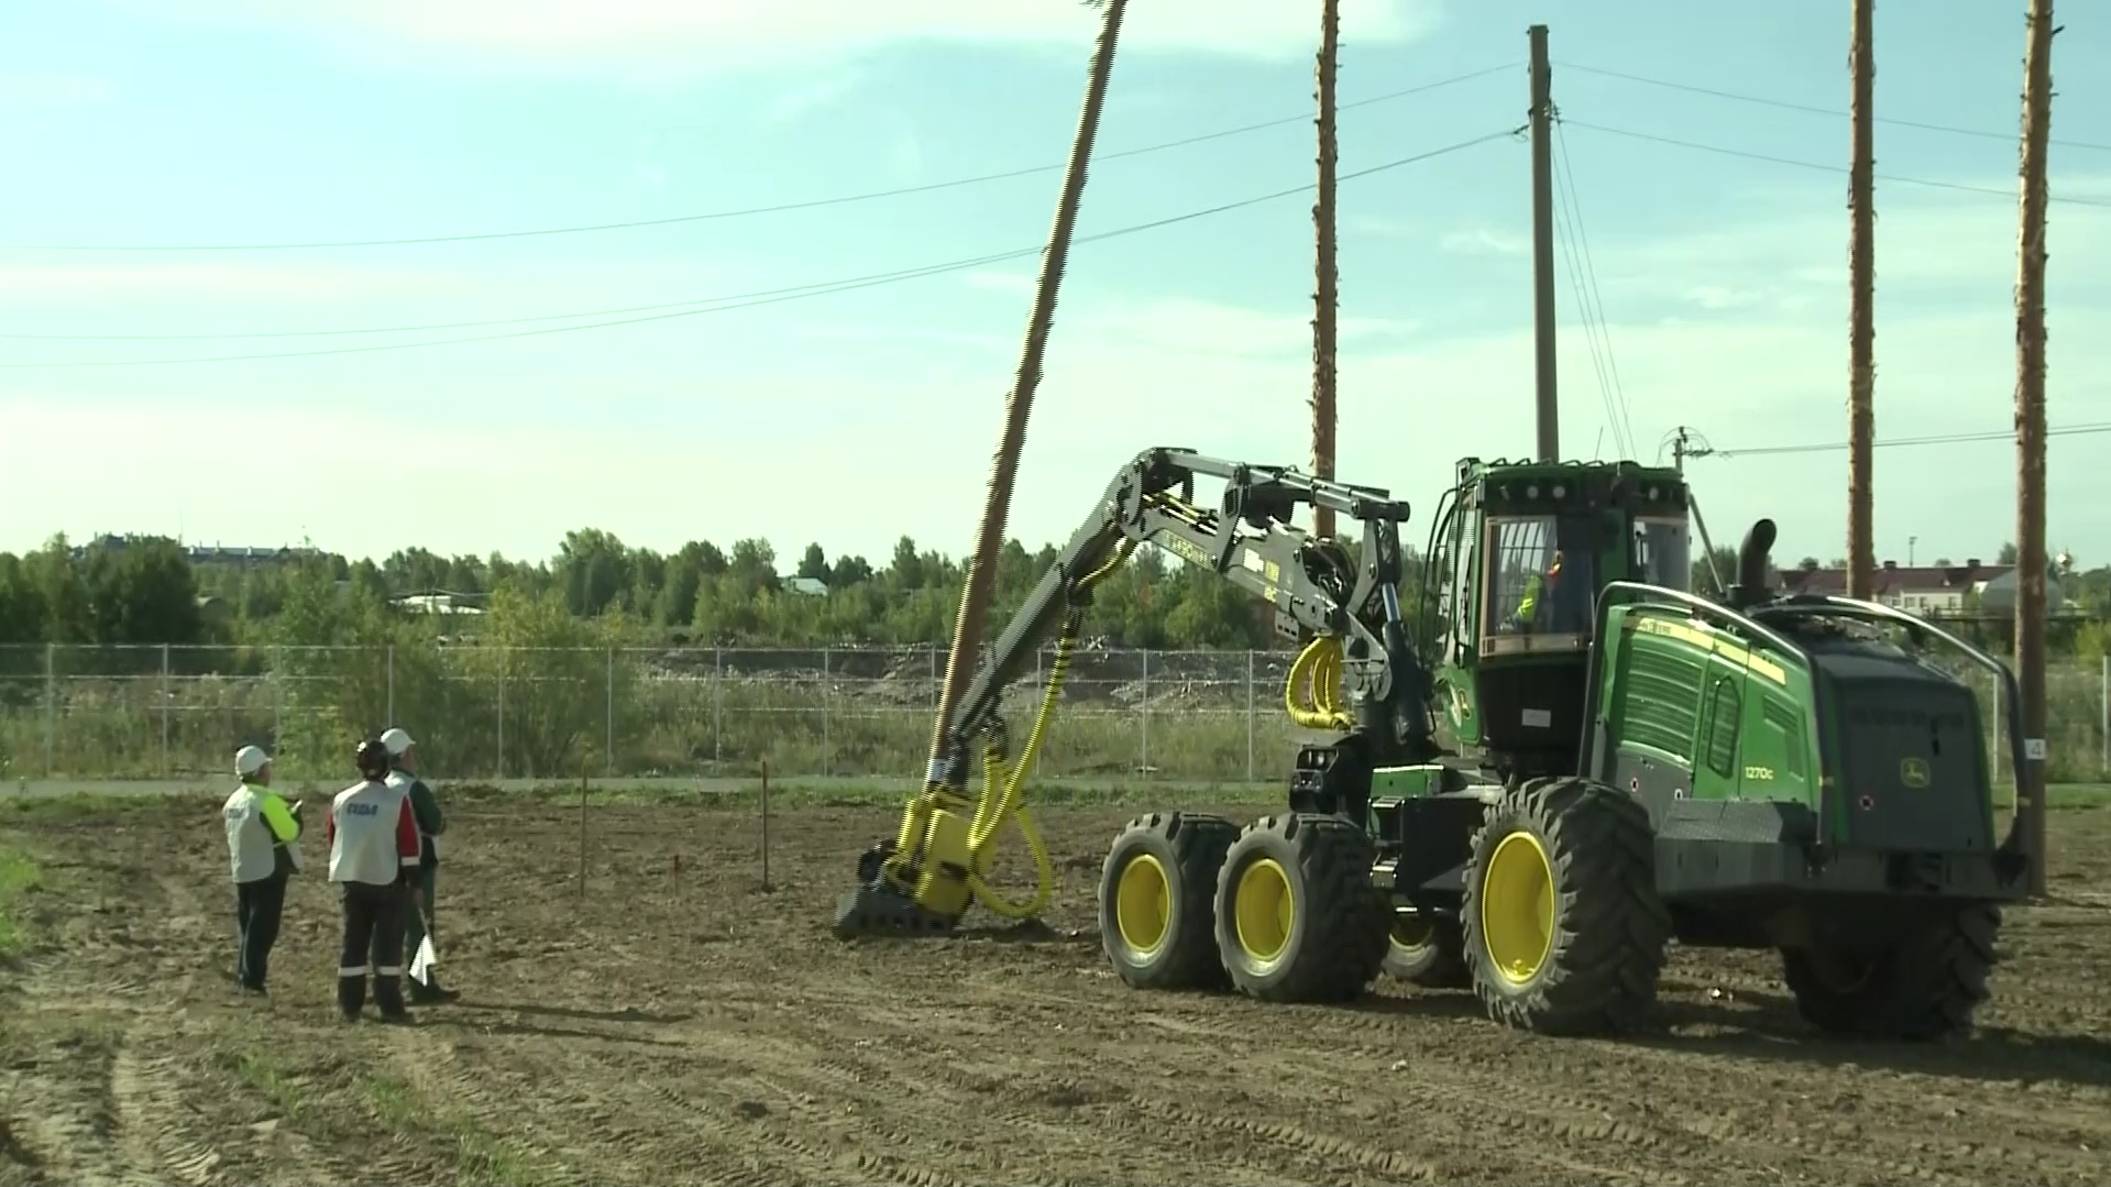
1529,24,1559,462
2013,0,2056,897
1847,0,1877,600
1311,0,1341,540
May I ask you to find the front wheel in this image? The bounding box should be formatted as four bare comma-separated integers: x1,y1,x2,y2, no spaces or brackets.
1460,777,1671,1035
1212,813,1388,1003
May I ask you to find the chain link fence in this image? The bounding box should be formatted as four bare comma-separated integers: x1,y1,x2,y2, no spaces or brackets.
0,644,2105,786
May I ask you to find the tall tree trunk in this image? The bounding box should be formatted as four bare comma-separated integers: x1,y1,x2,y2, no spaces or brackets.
923,0,1128,784
1847,0,1876,600
2013,0,2055,895
1311,0,1341,539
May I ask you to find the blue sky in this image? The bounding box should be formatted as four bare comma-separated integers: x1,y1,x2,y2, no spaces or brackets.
1,0,2106,574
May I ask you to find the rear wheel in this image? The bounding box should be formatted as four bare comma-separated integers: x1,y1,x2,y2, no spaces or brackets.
1781,904,2001,1040
1099,812,1237,990
1381,910,1468,988
1461,777,1670,1035
1213,813,1388,1003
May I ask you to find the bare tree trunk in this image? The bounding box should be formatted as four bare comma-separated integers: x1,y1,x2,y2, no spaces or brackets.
1311,0,1341,539
2014,0,2055,895
1847,0,1877,600
923,0,1128,783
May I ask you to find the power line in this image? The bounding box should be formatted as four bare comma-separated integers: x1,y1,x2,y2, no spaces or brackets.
1558,61,2111,154
1551,119,1638,458
1547,139,1624,459
1562,119,2111,209
0,127,1522,369
1695,421,2111,458
7,63,1518,255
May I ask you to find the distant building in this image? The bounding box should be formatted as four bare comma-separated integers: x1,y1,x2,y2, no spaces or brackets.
390,592,487,616
784,577,829,598
78,534,320,568
1776,557,2067,617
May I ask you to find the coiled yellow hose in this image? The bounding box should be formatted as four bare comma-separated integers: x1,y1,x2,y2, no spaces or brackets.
1285,634,1356,731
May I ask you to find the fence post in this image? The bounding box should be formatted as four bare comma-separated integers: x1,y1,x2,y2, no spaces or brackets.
160,644,171,778
44,642,56,777
386,644,396,725
712,646,724,774
821,648,832,778
271,645,284,753
1140,648,1151,777
2102,654,2108,775
1246,650,1256,783
497,656,507,782
606,646,615,777
1989,669,2001,784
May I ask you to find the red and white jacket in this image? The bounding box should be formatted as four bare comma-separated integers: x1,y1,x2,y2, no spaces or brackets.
325,778,419,886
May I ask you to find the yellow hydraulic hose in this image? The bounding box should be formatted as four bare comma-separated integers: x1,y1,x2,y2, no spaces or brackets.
1285,634,1356,731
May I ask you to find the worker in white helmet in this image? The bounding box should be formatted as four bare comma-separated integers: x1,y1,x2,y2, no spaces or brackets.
221,745,302,994
380,726,456,1003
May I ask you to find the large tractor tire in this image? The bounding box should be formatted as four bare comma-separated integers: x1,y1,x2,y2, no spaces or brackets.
1382,910,1469,988
1099,812,1238,990
1780,903,2001,1041
1461,777,1671,1035
1212,813,1388,1003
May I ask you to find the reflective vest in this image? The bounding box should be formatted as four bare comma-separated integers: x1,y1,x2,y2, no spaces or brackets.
326,779,418,886
222,783,301,882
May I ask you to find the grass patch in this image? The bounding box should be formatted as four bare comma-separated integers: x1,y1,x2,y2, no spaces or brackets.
226,1046,313,1125
0,792,196,824
360,1072,553,1187
0,847,41,957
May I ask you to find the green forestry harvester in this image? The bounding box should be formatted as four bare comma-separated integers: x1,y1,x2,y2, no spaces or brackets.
833,447,2030,1039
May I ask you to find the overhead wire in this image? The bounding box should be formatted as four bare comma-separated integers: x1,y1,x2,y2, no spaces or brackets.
1554,117,1638,457
1561,120,2111,208
0,126,1524,369
1696,422,2111,458
6,63,1519,254
1548,114,1636,459
1547,138,1623,459
1557,61,2111,154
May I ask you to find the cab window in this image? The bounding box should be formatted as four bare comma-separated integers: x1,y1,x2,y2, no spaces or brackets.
1486,515,1597,636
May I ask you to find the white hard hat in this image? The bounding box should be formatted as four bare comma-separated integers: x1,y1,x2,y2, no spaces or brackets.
235,745,272,776
380,727,415,756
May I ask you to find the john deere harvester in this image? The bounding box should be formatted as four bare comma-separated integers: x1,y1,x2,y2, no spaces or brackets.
834,447,2030,1039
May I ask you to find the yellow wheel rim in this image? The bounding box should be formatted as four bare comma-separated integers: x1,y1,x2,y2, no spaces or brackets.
1114,854,1171,956
1481,831,1555,984
1234,857,1294,963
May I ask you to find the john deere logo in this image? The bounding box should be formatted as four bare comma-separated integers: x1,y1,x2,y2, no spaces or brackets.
1900,757,1932,789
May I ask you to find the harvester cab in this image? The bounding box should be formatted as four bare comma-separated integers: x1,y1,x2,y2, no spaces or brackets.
1420,457,1693,785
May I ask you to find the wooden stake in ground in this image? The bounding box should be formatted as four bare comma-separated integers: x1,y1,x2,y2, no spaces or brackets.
1847,0,1876,601
2013,0,2056,896
1311,0,1341,541
922,0,1129,787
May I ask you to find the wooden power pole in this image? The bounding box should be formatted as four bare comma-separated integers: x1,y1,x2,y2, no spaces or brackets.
1529,24,1558,462
1312,0,1341,540
2014,0,2056,896
921,0,1128,789
1847,0,1876,601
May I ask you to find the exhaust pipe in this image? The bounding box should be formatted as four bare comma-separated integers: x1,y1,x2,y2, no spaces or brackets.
1730,518,1776,609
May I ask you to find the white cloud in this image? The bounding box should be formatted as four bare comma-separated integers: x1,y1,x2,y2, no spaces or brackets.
169,0,1442,67
763,70,865,125
0,73,113,108
1439,227,1529,257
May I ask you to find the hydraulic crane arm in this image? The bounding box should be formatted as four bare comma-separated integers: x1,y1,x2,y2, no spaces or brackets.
834,446,1440,938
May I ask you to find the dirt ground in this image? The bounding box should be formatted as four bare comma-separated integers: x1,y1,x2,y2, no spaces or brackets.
3,795,2109,1187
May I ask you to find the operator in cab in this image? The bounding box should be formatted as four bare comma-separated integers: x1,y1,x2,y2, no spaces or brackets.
326,739,423,1024
221,745,301,995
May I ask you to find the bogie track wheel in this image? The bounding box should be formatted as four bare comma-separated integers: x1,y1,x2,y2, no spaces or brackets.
1099,812,1238,990
1780,903,2001,1041
1382,909,1469,988
1212,813,1388,1003
1461,777,1671,1035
